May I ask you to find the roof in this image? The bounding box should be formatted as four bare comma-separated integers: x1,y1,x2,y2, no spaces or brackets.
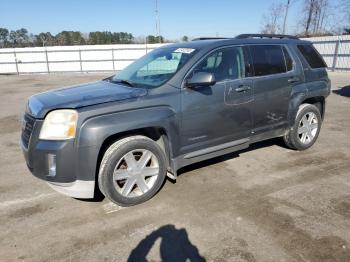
161,36,311,51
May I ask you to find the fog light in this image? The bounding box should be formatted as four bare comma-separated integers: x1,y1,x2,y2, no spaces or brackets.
48,154,56,177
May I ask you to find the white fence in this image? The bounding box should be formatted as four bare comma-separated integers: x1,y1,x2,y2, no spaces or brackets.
302,35,350,71
0,43,167,74
0,35,349,74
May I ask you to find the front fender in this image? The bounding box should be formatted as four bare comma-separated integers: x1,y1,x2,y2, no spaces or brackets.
77,106,180,155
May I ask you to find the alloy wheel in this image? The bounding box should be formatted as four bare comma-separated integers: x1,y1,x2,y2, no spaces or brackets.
113,149,159,198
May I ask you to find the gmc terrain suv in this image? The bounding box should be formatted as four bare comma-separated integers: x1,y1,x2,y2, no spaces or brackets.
21,34,330,206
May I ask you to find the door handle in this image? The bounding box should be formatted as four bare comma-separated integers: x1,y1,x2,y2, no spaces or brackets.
288,76,300,83
235,85,251,92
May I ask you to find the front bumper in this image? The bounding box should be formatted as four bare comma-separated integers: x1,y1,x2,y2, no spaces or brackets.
47,180,95,198
21,115,96,199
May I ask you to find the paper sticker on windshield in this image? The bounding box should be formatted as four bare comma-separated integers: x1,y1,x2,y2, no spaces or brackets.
174,48,195,54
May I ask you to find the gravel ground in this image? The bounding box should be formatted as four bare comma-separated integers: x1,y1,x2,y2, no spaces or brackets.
0,72,349,262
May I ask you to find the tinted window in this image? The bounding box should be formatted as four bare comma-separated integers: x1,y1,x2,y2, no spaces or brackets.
193,47,246,82
297,45,326,68
250,45,286,76
283,46,293,71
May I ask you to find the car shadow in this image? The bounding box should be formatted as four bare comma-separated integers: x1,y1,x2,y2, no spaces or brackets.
127,224,206,262
177,138,285,176
332,85,350,97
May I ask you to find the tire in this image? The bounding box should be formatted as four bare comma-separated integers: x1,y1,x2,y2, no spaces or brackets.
98,135,167,206
283,103,322,150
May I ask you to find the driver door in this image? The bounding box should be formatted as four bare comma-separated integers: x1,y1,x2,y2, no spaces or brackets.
180,46,253,155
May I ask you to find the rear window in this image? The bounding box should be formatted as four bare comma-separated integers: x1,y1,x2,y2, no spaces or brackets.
250,45,287,76
297,45,327,69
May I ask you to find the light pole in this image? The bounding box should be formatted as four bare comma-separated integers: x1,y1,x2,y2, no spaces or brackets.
155,0,161,43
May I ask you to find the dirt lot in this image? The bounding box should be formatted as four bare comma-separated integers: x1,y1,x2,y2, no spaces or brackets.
0,72,349,262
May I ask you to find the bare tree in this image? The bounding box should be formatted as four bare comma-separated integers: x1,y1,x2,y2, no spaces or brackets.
304,0,316,35
340,0,350,21
299,0,334,36
282,0,291,34
338,0,350,32
261,2,285,34
0,28,9,47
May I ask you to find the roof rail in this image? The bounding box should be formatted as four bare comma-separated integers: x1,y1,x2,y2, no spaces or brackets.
192,37,230,41
235,34,299,40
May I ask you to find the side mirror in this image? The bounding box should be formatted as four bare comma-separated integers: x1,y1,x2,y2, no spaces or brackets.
186,72,216,88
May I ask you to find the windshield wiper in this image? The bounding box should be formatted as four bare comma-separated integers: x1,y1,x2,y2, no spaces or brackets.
109,78,135,87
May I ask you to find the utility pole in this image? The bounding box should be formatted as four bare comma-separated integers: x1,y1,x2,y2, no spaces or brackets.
155,0,161,43
282,0,291,34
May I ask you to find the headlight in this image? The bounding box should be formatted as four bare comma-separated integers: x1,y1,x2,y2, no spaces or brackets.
39,109,78,140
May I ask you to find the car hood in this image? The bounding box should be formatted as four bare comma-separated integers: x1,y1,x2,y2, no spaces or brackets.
27,80,148,118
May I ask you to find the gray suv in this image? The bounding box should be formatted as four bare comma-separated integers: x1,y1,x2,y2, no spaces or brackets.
21,34,330,206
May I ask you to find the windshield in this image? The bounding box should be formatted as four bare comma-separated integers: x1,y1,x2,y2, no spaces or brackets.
111,47,197,88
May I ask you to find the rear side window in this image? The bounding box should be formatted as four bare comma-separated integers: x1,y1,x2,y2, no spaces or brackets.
250,45,286,76
297,45,326,68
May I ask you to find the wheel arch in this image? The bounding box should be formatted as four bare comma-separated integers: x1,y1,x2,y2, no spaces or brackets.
301,96,325,119
96,126,172,174
288,93,326,127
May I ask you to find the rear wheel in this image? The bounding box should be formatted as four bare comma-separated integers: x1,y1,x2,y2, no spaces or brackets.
98,136,167,206
284,103,322,150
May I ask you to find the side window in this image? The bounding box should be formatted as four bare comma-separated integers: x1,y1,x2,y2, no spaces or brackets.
250,45,286,76
193,47,246,82
297,44,327,69
282,46,294,71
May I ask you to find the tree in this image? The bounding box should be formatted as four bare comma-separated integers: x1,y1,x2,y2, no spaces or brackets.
282,0,291,34
340,0,350,21
71,31,85,45
35,32,55,46
55,31,71,45
88,31,133,45
55,31,85,46
182,36,189,42
0,28,165,48
8,28,29,47
300,0,331,36
339,0,350,33
0,28,9,47
260,2,284,34
147,35,164,43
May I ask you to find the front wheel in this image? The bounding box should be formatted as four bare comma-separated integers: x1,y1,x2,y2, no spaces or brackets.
284,103,322,150
98,136,167,206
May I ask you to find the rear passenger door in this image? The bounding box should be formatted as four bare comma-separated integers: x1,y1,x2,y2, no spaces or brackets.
249,45,297,134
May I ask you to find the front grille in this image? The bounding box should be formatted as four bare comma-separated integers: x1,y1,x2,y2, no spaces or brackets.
21,113,36,148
